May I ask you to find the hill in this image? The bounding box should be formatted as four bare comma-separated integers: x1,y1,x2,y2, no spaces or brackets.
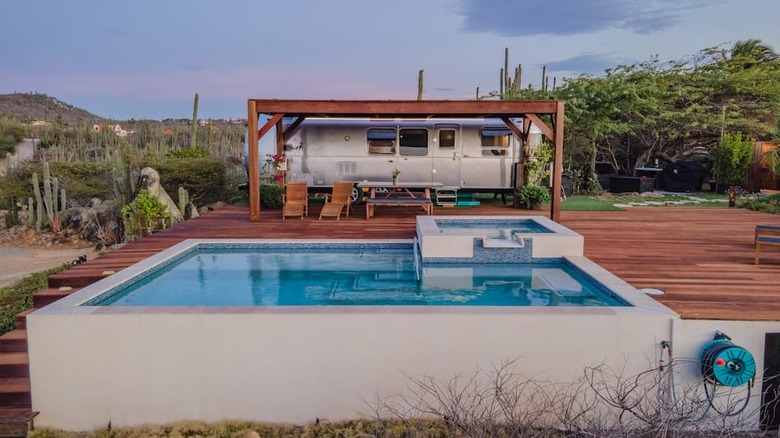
0,93,105,125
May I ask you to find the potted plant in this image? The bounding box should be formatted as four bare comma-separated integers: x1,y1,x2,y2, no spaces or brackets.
516,184,551,210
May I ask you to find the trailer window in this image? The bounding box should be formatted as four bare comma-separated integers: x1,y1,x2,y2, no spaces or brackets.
480,127,510,156
438,129,455,148
399,129,428,156
367,128,396,155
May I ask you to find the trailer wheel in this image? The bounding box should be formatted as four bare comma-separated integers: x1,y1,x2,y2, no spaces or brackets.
350,187,363,205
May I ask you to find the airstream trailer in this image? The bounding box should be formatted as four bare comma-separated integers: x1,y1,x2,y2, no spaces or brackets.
246,117,542,203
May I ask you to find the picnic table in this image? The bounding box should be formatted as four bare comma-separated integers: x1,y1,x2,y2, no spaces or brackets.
357,181,442,219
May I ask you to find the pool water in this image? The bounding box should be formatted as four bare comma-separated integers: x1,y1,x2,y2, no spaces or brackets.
434,218,551,240
88,246,629,307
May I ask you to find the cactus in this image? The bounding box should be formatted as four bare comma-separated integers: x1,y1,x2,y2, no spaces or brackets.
32,172,44,231
178,186,190,219
40,162,62,231
112,146,134,206
206,118,213,152
417,70,424,101
60,189,67,214
190,92,199,149
27,197,34,225
3,152,11,175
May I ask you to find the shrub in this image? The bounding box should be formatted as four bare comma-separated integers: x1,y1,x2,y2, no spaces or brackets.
165,147,210,159
121,189,171,239
0,117,27,155
516,184,552,209
141,157,227,206
0,263,70,335
715,132,753,187
0,162,114,208
260,184,284,209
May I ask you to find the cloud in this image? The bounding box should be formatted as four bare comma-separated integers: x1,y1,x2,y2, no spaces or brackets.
542,53,633,76
455,0,710,36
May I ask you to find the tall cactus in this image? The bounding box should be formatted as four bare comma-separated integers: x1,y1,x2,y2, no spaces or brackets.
27,197,34,226
60,189,67,214
417,70,424,101
190,92,199,149
178,186,190,219
32,172,44,231
40,162,62,231
3,152,11,176
112,147,133,206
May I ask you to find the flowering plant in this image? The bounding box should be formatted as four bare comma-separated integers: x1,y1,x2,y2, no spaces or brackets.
263,153,286,183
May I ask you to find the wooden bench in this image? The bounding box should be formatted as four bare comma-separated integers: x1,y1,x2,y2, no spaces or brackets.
755,235,780,265
365,197,433,219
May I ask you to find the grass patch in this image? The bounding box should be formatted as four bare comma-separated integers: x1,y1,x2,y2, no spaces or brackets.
29,419,452,438
0,263,71,335
561,195,623,211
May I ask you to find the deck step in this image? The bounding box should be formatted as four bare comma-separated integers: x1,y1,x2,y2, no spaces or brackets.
32,287,80,308
47,272,113,288
0,331,26,354
13,311,34,331
0,408,37,438
0,378,30,409
0,354,28,379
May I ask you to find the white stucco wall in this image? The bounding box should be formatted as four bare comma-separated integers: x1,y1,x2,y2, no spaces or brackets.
29,308,674,431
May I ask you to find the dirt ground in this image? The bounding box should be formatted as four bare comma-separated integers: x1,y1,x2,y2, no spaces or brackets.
0,226,97,289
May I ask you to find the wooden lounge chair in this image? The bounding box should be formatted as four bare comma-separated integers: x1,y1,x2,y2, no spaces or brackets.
282,181,308,220
319,181,353,220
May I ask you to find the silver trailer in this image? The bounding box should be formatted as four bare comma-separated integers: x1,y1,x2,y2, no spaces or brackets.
249,117,542,202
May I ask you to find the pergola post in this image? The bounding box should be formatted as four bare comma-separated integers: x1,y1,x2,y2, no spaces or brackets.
247,101,260,222
551,101,564,222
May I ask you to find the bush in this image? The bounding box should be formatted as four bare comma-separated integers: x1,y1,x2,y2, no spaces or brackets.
0,117,27,155
141,157,227,206
0,263,70,335
0,162,114,208
715,132,753,187
122,189,171,239
516,184,552,209
261,184,284,209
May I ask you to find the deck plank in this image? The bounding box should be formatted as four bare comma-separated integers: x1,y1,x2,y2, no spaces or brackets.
44,203,780,321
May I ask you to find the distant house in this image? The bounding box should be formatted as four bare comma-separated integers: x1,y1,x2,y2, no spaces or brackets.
92,124,133,138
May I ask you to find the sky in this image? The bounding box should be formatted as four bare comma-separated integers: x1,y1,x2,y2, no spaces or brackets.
1,0,779,120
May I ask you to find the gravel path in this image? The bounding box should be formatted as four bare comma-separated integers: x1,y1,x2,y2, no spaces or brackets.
0,245,93,289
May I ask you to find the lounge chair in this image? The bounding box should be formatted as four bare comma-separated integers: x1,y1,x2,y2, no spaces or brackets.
282,181,308,220
319,181,353,220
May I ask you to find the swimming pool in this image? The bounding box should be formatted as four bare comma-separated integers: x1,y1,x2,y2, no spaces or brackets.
28,238,677,430
83,243,629,307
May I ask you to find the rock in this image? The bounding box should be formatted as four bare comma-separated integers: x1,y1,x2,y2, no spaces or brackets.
184,202,199,219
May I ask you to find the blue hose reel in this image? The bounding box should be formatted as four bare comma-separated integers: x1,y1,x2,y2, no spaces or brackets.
700,331,756,387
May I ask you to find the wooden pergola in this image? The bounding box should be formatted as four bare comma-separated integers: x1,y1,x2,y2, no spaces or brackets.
247,99,565,222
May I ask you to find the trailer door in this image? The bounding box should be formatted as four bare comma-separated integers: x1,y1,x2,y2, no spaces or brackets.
431,126,460,186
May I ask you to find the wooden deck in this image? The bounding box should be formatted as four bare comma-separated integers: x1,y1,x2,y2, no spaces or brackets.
2,203,780,421
46,203,780,321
